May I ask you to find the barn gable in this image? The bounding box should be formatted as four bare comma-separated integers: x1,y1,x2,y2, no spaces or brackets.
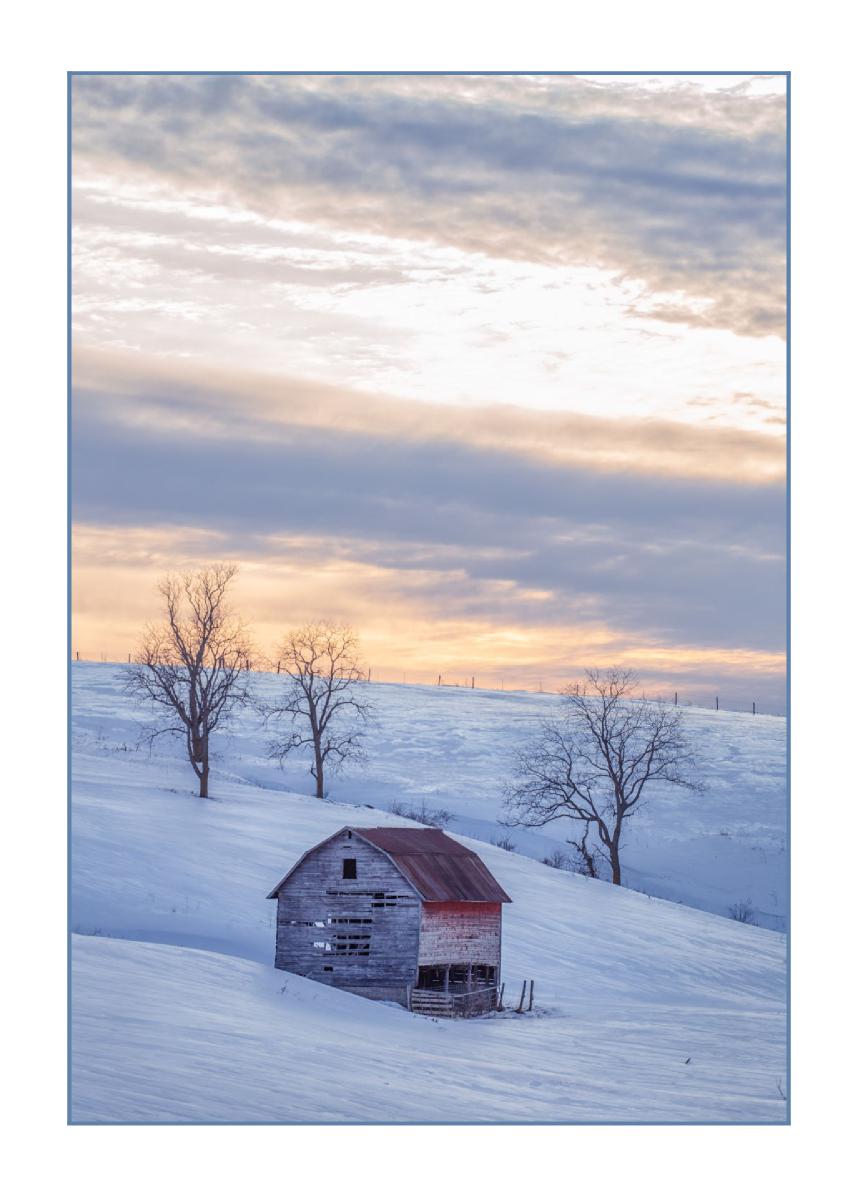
265,826,410,898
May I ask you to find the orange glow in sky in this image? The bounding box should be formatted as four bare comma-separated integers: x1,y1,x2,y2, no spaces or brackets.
71,74,787,709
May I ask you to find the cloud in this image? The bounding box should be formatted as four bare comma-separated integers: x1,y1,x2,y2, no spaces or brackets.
71,74,786,338
73,349,785,484
69,76,787,707
71,356,785,658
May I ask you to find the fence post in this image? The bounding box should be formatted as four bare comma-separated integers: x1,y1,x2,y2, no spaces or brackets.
516,980,527,1013
716,696,719,710
753,701,756,715
528,980,534,1011
75,651,79,661
674,691,678,706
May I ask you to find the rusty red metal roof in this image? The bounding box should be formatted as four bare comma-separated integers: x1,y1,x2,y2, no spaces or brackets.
352,827,512,903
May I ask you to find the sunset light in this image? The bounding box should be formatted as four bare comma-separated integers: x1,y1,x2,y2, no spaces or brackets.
71,73,786,708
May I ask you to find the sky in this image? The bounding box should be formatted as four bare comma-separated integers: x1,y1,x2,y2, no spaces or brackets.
71,73,787,708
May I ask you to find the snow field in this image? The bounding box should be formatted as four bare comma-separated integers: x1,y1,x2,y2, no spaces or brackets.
71,663,787,1122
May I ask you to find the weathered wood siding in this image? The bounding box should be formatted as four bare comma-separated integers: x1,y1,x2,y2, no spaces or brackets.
417,902,502,969
275,830,421,1003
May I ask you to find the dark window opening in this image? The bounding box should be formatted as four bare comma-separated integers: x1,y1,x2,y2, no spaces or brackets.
342,858,357,879
332,934,371,957
326,889,415,900
371,892,412,908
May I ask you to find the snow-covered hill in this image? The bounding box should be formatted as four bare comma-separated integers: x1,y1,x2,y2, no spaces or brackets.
70,662,788,1123
73,662,788,928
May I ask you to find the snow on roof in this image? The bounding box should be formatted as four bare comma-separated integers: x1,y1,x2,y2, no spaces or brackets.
267,825,512,903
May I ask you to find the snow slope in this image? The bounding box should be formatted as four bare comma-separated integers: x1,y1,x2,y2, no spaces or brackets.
70,662,788,1123
73,662,788,928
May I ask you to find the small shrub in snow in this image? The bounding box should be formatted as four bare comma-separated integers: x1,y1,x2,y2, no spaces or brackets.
567,830,602,879
541,849,572,871
491,833,517,851
389,800,452,828
728,898,756,924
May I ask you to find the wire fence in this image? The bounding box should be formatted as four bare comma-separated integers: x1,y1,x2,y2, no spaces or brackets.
71,652,785,718
648,692,786,718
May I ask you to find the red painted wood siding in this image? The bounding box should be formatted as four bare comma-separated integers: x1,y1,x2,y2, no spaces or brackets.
417,901,502,966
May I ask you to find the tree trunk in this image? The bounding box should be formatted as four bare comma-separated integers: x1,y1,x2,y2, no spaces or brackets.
314,746,324,799
609,843,621,885
199,735,210,798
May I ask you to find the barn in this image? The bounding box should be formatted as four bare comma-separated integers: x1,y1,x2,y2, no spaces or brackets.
267,826,512,1016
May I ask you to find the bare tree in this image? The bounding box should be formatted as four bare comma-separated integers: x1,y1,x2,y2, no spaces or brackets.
263,622,373,798
502,667,703,885
126,564,253,798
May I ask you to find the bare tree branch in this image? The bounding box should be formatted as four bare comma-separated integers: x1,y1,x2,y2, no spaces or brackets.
502,667,704,885
125,563,254,798
260,621,373,798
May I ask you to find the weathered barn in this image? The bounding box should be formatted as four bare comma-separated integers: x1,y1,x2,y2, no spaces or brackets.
267,826,511,1016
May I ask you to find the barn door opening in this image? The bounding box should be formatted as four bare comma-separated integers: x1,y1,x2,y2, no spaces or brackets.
417,963,496,992
417,965,446,991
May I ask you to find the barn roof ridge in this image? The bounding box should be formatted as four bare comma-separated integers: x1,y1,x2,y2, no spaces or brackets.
350,825,480,855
